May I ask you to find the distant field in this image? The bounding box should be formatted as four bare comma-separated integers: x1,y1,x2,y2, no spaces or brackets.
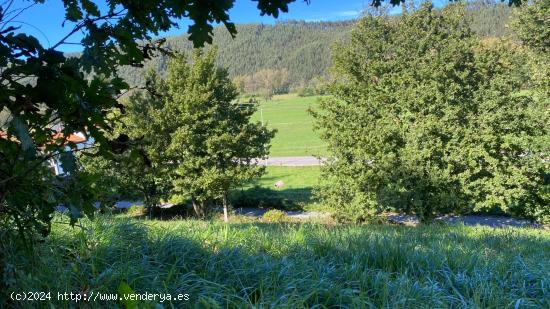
251,166,321,189
249,94,327,157
7,216,549,308
234,166,322,210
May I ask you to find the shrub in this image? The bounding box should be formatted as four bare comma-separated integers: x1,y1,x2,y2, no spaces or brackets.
313,3,548,223
262,209,287,222
126,205,146,216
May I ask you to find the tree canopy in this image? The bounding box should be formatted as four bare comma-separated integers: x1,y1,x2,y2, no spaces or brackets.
164,50,275,218
313,2,548,223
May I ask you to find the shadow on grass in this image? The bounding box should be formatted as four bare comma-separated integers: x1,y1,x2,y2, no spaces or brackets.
119,186,316,221
6,219,549,308
230,186,315,211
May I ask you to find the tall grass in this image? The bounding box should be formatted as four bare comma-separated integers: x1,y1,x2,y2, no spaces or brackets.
3,215,549,308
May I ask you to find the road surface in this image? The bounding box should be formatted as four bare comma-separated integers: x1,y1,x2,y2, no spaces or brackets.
258,156,326,166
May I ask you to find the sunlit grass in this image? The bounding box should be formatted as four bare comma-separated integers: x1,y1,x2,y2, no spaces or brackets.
5,216,549,308
233,166,321,210
250,94,327,157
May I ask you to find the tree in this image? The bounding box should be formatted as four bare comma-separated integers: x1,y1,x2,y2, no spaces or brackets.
508,0,550,223
80,72,173,215
313,2,548,223
0,0,304,238
0,0,534,238
163,50,274,219
510,0,549,96
237,68,291,99
511,0,550,55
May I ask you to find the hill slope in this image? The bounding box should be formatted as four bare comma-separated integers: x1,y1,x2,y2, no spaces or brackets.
118,3,513,88
119,21,353,87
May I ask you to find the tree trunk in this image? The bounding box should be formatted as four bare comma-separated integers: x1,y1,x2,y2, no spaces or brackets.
222,194,229,222
192,200,205,218
143,193,151,219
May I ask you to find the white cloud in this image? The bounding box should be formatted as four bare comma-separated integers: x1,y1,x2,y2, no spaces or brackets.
302,8,362,22
334,10,361,17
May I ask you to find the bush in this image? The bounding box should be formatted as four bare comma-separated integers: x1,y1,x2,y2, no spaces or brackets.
313,3,549,223
262,209,288,222
126,205,146,216
150,204,195,220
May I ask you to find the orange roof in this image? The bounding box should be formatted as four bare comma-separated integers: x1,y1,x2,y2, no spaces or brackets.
0,131,87,144
52,132,87,144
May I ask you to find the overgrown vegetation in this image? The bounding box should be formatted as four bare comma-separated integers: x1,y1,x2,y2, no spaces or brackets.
313,2,549,223
2,216,548,307
3,0,547,308
0,0,311,239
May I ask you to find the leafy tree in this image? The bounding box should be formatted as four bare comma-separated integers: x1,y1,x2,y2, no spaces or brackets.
163,50,275,219
80,72,173,214
234,68,291,99
0,0,535,238
0,0,307,238
116,1,519,93
509,0,550,222
313,2,548,223
511,0,550,55
510,0,549,97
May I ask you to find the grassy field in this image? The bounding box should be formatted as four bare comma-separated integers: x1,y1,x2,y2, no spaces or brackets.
233,166,322,210
4,216,549,308
250,166,320,190
249,94,327,157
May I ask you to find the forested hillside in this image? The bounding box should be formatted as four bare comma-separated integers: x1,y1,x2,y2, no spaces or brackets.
118,2,512,90
118,21,353,88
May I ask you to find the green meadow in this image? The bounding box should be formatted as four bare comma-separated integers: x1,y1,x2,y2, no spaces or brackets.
5,216,549,308
250,166,321,190
250,94,327,157
233,166,321,211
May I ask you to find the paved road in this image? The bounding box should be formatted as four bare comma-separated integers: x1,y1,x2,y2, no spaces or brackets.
235,208,329,219
235,208,543,228
384,213,541,228
257,156,326,166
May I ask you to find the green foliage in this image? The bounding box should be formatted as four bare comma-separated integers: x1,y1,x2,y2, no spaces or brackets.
126,205,146,217
296,76,330,97
3,216,549,307
117,21,353,89
466,0,512,38
262,209,288,222
160,49,275,217
115,2,519,91
80,72,173,211
0,0,310,239
509,0,550,223
511,0,550,54
234,68,291,100
511,0,550,97
314,2,548,223
231,186,292,209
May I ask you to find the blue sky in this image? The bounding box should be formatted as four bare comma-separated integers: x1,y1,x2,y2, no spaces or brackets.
3,0,444,52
